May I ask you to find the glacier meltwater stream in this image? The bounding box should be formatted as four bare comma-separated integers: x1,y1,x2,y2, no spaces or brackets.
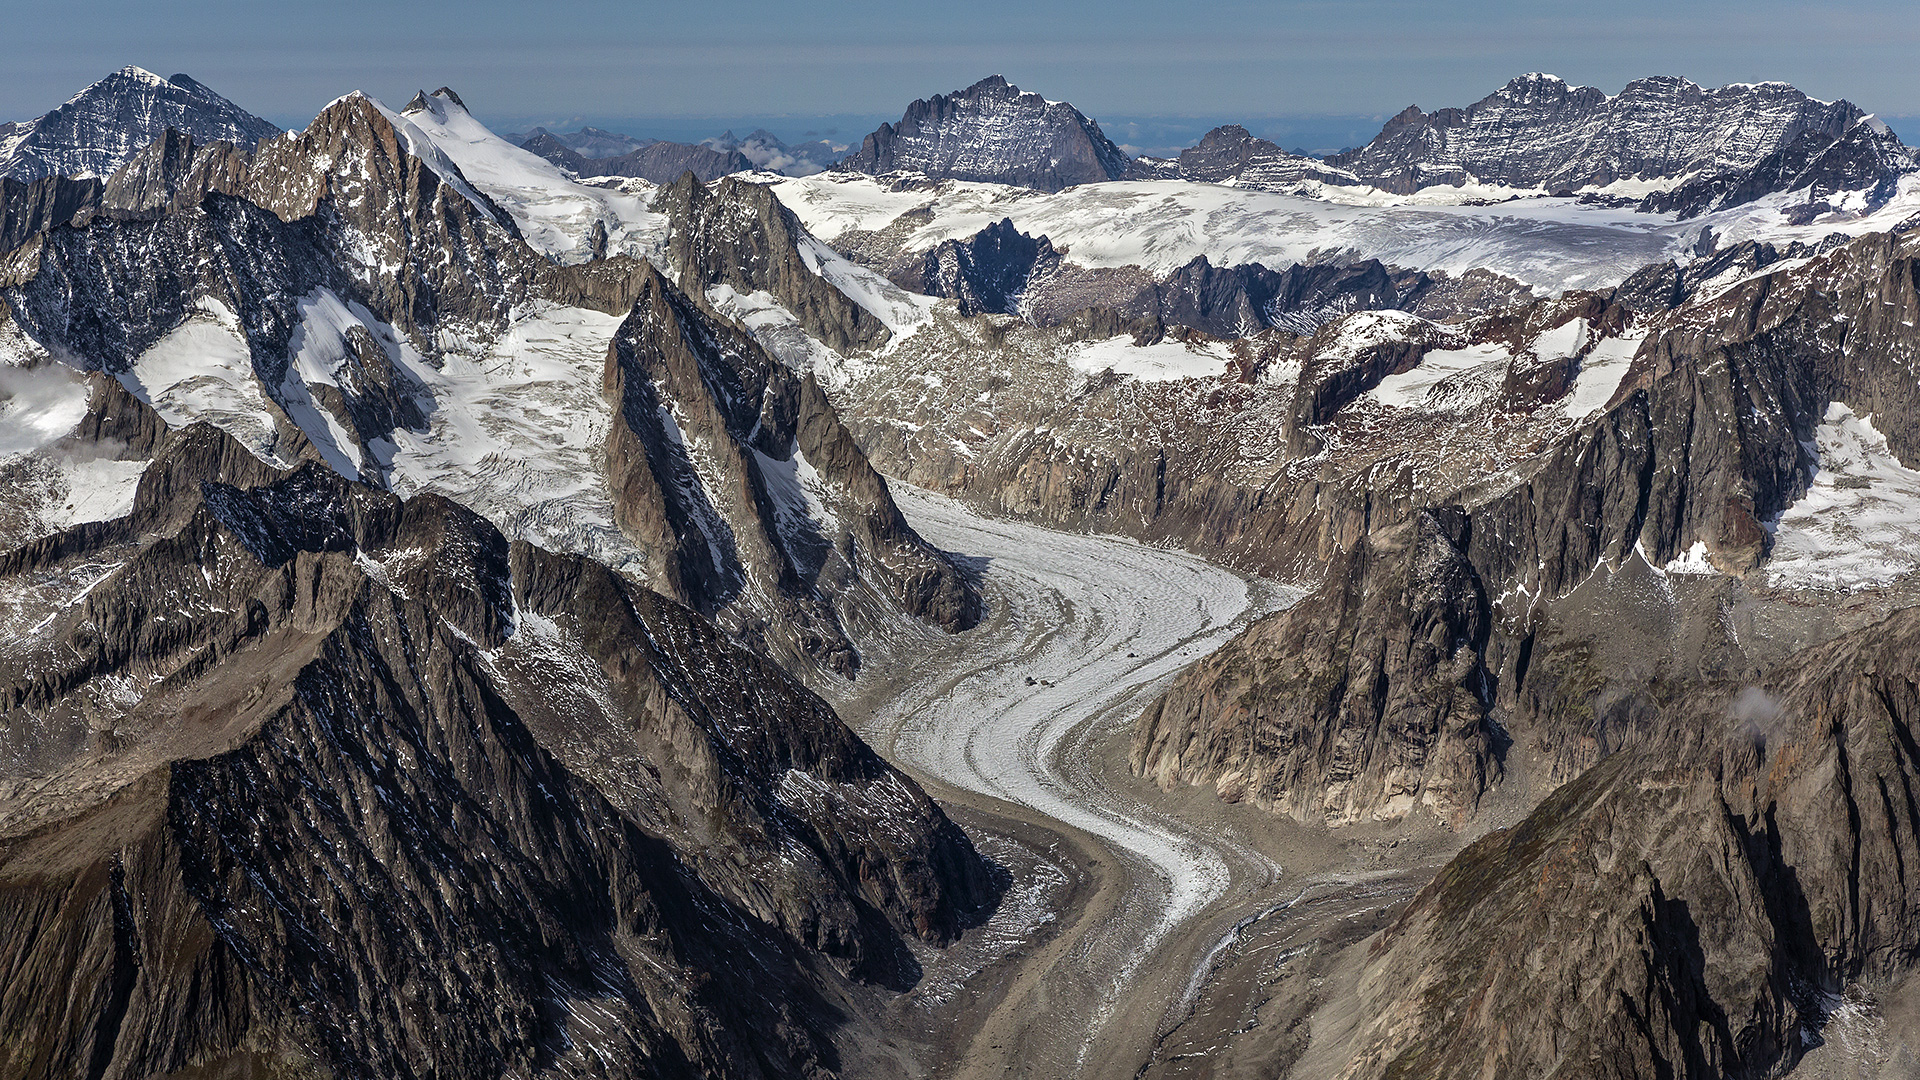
840,488,1298,1076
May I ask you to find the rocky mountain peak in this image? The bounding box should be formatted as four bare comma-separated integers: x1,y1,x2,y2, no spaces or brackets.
0,66,282,183
248,89,515,236
837,74,1131,192
1645,110,1919,218
1329,72,1864,195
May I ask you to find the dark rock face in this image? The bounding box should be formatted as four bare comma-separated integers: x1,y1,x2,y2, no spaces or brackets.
1327,73,1862,194
1125,124,1361,191
655,173,889,353
0,67,280,182
1645,117,1918,219
914,217,1058,317
1338,608,1920,1079
0,425,993,1080
837,76,1130,193
1134,510,1500,824
0,174,101,254
601,261,979,674
1148,256,1285,338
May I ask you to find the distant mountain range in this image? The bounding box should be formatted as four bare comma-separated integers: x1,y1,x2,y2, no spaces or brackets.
7,65,1907,220
507,125,850,182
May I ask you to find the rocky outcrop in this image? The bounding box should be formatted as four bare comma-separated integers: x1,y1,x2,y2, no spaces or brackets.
0,174,101,254
837,76,1129,192
655,173,889,352
0,66,280,183
1327,73,1862,195
96,127,253,214
602,261,978,673
1645,115,1918,219
1334,606,1920,1080
1132,227,1920,827
0,423,994,1080
911,217,1060,318
897,215,1533,341
1134,510,1500,824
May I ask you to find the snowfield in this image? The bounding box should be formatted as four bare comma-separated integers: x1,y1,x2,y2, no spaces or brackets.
1766,403,1920,590
771,172,1920,295
392,91,668,264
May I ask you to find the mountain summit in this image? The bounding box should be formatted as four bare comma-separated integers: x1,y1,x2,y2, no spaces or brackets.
837,74,1130,192
0,65,282,182
1327,73,1863,193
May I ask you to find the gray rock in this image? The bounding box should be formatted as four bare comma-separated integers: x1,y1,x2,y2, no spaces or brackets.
1336,608,1920,1078
0,66,280,182
1327,73,1862,194
1644,116,1918,218
837,75,1130,192
0,426,995,1079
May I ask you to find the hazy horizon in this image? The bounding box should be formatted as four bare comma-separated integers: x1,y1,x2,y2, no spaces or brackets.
5,0,1918,156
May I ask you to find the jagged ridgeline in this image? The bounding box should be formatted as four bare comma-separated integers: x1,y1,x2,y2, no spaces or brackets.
0,87,979,676
4,57,1920,1080
0,77,997,1080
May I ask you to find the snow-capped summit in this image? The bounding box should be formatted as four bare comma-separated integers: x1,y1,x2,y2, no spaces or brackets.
0,66,282,182
837,74,1130,192
394,87,665,262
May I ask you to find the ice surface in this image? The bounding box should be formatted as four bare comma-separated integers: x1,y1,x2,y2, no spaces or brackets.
1766,403,1920,590
1369,343,1509,410
852,486,1298,1065
120,300,291,465
796,234,939,338
384,303,639,570
774,175,1687,292
1557,330,1646,419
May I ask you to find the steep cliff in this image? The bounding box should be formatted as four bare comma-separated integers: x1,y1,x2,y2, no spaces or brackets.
836,76,1129,193
0,423,994,1080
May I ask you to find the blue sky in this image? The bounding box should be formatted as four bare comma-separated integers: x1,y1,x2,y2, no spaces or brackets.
6,1,1917,152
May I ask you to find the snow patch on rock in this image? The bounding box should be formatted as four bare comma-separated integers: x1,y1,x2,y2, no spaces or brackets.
1766,402,1920,590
